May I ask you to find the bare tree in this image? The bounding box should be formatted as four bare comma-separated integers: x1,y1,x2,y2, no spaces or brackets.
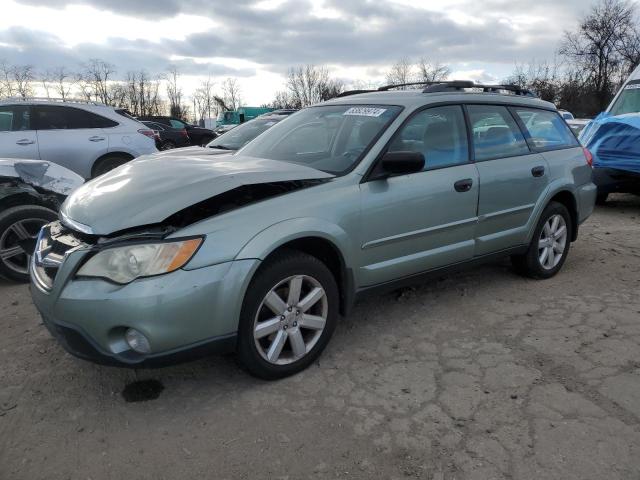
504,60,561,102
617,24,640,73
80,58,116,103
560,0,636,111
385,57,414,88
50,67,74,100
416,58,450,83
12,65,35,98
221,77,242,111
285,65,343,107
165,66,188,119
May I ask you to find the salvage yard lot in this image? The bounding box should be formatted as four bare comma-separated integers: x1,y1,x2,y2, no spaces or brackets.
1,195,640,480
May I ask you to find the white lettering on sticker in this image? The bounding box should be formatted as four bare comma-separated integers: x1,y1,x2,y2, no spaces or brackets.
625,83,640,90
343,107,387,117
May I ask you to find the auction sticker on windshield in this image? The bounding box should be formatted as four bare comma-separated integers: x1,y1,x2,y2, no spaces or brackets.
343,107,387,117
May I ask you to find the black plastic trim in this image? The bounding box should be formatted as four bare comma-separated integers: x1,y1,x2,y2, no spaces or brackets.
353,245,528,302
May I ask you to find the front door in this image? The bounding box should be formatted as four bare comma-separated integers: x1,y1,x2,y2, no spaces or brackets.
358,105,479,287
0,105,39,160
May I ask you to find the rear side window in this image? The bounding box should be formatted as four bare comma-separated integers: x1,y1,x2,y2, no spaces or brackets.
33,106,118,130
389,105,469,170
467,105,529,161
513,108,580,150
0,105,31,131
169,119,186,128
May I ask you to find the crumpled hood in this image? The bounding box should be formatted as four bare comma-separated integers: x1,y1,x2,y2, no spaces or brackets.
579,112,640,174
60,153,333,235
151,146,234,157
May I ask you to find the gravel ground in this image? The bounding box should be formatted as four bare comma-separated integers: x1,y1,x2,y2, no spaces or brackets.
1,194,640,480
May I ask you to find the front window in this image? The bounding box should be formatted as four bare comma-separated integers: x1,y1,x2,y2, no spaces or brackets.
388,105,469,170
208,118,280,150
0,105,30,131
609,81,640,116
239,105,402,174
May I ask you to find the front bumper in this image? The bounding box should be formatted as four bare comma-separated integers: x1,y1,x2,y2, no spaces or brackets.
30,239,259,367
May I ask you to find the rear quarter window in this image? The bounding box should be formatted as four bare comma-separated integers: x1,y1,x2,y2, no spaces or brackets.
513,108,579,150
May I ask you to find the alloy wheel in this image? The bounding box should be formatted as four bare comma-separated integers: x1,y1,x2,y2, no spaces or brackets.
253,274,328,365
538,214,567,270
0,218,46,276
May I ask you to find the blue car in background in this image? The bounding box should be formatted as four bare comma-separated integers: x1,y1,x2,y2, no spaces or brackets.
580,65,640,203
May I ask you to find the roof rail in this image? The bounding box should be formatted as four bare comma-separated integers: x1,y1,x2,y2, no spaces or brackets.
0,96,107,106
336,89,377,98
422,81,536,97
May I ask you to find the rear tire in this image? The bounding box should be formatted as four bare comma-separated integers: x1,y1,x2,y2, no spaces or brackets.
511,201,572,279
91,154,132,178
160,141,176,151
0,205,57,282
236,250,339,380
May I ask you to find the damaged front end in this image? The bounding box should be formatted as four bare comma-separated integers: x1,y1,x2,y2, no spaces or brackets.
0,159,84,210
0,159,84,282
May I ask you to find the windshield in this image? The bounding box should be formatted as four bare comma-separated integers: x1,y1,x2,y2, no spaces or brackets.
208,118,281,150
238,104,402,174
609,81,640,116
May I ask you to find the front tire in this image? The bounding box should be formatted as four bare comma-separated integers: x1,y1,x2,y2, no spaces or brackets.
511,202,572,279
236,250,339,380
0,205,57,282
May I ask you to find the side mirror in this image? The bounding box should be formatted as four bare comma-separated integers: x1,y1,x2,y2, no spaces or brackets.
379,151,425,176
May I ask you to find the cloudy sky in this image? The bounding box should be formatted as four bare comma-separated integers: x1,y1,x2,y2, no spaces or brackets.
1,0,599,104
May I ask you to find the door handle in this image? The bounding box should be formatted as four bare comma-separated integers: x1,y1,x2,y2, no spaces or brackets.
89,136,105,142
531,166,545,177
16,139,35,146
454,178,473,192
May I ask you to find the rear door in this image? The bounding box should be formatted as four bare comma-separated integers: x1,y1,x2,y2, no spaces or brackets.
0,105,39,160
468,104,549,256
358,105,479,286
34,105,112,178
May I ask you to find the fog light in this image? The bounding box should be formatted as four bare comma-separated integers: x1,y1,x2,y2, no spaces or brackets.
124,328,151,354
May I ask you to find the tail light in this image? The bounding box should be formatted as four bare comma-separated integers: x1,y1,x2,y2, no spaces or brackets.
582,147,593,167
153,130,161,140
138,128,156,139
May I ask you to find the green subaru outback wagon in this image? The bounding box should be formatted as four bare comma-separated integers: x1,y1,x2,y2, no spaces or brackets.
30,81,596,379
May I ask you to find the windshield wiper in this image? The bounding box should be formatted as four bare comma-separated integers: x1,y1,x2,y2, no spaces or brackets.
209,145,233,150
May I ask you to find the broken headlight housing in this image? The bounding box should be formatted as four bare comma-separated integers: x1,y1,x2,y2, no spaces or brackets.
77,238,202,284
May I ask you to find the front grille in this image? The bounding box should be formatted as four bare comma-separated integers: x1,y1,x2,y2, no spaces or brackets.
32,221,87,290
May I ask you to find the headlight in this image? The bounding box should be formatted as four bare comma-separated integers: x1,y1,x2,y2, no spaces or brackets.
77,238,202,284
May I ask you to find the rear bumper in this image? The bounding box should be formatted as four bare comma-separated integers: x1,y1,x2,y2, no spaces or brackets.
593,167,640,194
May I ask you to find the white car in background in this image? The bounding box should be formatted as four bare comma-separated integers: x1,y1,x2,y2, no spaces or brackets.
0,98,157,178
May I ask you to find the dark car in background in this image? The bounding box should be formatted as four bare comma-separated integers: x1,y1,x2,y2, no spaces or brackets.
141,121,191,150
138,116,216,146
151,110,297,158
